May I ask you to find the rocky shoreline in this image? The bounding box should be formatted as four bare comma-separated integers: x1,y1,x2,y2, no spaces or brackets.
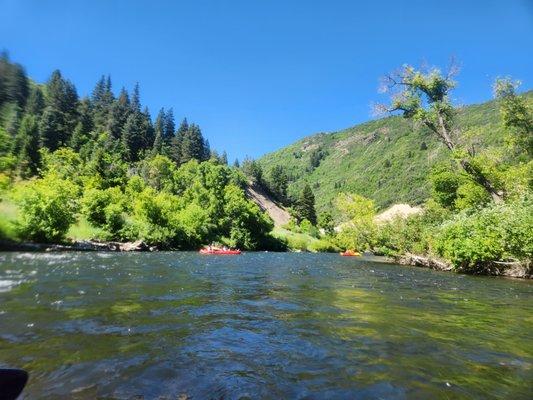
394,253,532,279
0,239,157,252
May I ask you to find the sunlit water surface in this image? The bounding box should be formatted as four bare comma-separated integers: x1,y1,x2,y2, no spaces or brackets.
0,252,532,399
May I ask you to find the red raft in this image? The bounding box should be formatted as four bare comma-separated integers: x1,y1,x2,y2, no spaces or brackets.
199,248,241,255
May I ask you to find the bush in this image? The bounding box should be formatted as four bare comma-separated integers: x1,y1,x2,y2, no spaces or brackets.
14,174,79,242
308,239,337,253
374,216,430,256
81,187,126,238
129,188,183,246
434,196,533,272
222,183,273,249
300,218,319,237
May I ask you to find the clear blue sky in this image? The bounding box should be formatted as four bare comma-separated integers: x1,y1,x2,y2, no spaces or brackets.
1,0,532,162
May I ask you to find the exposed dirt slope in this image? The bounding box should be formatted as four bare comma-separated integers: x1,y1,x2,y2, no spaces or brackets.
245,183,291,227
375,204,423,223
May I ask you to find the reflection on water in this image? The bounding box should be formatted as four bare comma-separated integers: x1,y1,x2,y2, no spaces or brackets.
0,252,531,399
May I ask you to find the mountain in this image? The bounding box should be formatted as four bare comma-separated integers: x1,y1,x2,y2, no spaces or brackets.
258,91,533,214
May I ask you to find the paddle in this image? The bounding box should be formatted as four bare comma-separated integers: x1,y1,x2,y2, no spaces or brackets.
0,369,28,400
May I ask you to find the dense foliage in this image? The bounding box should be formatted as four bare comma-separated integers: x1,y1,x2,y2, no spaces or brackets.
0,54,280,249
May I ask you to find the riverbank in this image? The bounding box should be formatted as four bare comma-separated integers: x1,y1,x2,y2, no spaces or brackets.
394,253,532,279
0,239,157,252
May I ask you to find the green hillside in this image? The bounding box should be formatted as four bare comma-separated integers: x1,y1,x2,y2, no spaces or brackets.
259,91,533,213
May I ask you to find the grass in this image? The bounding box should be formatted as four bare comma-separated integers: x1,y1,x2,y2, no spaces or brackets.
0,198,18,240
272,227,338,252
0,197,105,242
67,216,105,241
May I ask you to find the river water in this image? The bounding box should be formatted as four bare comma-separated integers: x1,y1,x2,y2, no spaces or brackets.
0,252,531,399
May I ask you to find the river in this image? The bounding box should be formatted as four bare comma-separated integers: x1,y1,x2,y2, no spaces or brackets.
0,252,531,399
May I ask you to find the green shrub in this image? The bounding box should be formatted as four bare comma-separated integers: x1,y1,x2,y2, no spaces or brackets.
308,239,337,253
81,187,126,238
300,218,318,237
434,196,533,272
13,174,79,242
129,188,182,246
374,216,430,256
103,203,125,238
454,181,491,210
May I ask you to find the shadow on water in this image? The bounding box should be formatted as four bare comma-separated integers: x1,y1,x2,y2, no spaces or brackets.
0,252,532,399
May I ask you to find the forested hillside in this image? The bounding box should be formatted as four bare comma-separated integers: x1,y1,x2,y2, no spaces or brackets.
259,92,533,213
0,53,279,249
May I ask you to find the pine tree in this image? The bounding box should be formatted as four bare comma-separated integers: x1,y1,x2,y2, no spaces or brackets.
164,108,175,143
121,107,154,162
131,83,141,113
16,115,41,177
122,112,145,161
241,157,263,184
220,150,228,165
92,75,106,105
296,184,317,225
5,104,22,136
0,53,29,107
92,75,114,131
268,165,288,202
152,129,163,155
233,158,240,168
26,86,45,116
154,108,165,139
152,108,168,155
44,70,79,141
142,106,155,149
70,99,94,150
181,123,207,163
106,87,130,139
39,106,66,151
203,137,211,161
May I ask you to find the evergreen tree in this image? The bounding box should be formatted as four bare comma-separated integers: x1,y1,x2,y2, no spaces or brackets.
154,108,165,142
241,157,263,184
121,107,154,162
0,53,29,107
44,70,79,141
104,75,114,106
180,123,206,163
92,75,106,105
203,137,211,161
106,87,130,139
296,184,317,225
220,150,228,165
233,158,240,168
5,104,22,136
25,86,45,116
70,99,93,151
46,70,78,115
39,106,66,151
169,118,187,164
268,165,289,202
131,82,141,113
164,108,175,143
152,129,163,155
152,108,170,155
91,75,114,130
142,106,155,149
122,112,145,161
16,115,41,177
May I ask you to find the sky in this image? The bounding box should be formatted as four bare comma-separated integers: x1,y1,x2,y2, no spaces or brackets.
1,0,532,162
